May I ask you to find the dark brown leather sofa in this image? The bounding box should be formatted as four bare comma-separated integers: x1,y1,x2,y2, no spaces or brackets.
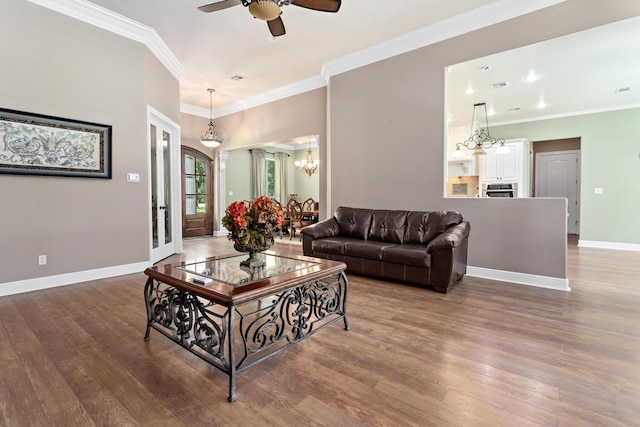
301,207,470,293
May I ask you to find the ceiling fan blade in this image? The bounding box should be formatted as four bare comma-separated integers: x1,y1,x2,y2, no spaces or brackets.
267,16,286,37
268,17,286,37
198,0,242,13
292,0,341,12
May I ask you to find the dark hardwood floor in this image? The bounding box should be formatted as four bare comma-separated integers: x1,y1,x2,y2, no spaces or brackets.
1,237,639,426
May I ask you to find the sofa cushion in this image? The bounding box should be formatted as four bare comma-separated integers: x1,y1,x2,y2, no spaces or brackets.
369,210,409,243
311,236,354,255
404,211,463,245
344,240,395,261
382,244,431,268
335,207,373,240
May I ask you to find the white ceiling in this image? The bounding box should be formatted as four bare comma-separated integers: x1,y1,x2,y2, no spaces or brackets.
445,15,640,128
57,0,501,109
33,1,640,129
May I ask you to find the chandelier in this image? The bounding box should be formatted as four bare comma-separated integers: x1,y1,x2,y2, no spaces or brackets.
200,88,223,148
295,141,319,176
452,102,509,157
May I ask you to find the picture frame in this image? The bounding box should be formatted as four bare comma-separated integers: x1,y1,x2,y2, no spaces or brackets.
0,108,112,179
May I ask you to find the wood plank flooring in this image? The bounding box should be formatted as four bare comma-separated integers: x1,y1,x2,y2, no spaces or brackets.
1,237,639,426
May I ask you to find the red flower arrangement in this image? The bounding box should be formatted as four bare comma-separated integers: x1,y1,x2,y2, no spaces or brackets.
222,196,285,251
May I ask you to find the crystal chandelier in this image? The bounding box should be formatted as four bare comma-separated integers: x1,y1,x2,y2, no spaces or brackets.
452,102,509,157
200,88,223,148
295,141,319,176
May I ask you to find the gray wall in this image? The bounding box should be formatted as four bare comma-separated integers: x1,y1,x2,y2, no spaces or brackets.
327,0,640,279
0,0,179,284
3,0,638,287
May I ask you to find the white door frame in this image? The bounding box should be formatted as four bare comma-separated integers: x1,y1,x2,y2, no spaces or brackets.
148,105,183,263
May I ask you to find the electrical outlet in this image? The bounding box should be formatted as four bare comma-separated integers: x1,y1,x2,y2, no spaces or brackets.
38,255,47,265
594,187,604,195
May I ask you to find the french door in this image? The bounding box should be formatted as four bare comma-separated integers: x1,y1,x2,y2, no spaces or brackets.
149,107,181,263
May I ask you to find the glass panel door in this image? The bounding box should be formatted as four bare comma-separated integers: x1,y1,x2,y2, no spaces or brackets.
150,121,176,261
181,147,213,238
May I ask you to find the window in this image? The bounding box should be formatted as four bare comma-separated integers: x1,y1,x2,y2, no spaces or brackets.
266,157,275,198
185,154,207,214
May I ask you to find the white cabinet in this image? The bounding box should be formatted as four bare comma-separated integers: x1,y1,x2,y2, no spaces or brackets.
480,138,530,196
481,143,521,182
447,125,475,176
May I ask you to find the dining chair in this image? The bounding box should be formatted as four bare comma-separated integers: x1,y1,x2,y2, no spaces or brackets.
302,197,317,222
287,200,313,240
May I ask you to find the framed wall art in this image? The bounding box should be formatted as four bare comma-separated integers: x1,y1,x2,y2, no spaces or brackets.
0,108,112,179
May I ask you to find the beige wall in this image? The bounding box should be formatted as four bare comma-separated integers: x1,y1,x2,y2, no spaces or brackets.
0,0,179,284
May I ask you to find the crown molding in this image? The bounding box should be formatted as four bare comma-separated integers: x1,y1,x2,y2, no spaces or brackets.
181,0,565,117
27,0,185,81
28,0,565,117
487,103,640,127
322,0,567,79
182,74,327,119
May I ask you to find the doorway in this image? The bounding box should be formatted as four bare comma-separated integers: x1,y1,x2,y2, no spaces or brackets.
535,147,581,234
149,107,182,263
182,147,213,237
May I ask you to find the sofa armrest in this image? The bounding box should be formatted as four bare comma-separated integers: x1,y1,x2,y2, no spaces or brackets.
301,217,340,239
301,218,340,256
426,221,470,253
426,221,470,293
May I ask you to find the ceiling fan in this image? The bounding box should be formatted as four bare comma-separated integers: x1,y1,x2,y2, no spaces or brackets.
198,0,341,37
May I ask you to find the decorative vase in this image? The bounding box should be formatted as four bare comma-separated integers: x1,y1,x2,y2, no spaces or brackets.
233,234,274,268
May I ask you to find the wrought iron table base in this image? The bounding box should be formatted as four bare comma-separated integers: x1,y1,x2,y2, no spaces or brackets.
143,272,349,401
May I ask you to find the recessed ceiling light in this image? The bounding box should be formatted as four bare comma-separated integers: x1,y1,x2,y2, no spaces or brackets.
537,100,546,109
491,82,508,89
230,75,244,81
615,87,631,93
526,70,538,82
465,86,474,95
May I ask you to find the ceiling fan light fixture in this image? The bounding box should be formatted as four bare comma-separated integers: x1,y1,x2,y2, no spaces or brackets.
248,1,281,21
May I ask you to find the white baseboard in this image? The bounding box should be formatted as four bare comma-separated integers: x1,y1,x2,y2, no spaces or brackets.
466,266,570,291
0,261,573,297
214,230,229,237
578,240,640,252
0,261,151,297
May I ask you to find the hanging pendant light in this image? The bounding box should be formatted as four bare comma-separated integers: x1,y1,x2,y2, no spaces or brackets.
295,139,319,177
456,102,508,155
200,88,223,148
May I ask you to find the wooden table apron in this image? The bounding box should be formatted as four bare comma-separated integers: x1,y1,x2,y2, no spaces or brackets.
142,252,349,402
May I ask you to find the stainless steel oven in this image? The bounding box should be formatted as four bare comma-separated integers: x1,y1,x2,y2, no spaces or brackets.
482,183,518,197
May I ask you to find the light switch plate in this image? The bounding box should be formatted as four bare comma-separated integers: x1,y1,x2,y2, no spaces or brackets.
127,173,140,182
594,187,604,194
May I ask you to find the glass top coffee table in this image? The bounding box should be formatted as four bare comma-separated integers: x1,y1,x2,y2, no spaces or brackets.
143,250,349,402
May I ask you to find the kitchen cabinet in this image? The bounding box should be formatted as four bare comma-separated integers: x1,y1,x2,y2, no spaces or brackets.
481,143,521,182
447,125,476,176
480,138,530,194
